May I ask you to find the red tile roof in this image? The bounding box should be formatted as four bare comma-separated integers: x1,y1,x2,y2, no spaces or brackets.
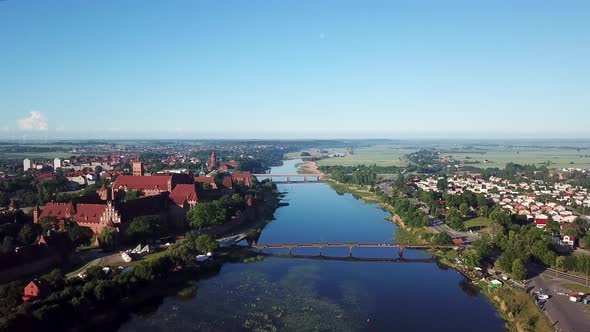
170,184,198,206
535,218,548,225
232,171,251,187
113,175,172,192
38,202,109,224
222,176,233,189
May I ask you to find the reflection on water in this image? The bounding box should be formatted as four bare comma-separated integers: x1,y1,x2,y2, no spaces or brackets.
119,159,505,331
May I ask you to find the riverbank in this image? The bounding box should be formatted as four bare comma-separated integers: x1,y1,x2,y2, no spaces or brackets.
324,178,552,332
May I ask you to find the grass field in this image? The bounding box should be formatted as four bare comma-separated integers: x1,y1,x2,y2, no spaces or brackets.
561,283,590,294
1,152,77,159
443,148,590,169
317,146,414,167
465,217,493,229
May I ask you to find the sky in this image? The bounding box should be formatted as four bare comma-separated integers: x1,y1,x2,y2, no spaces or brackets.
1,0,589,140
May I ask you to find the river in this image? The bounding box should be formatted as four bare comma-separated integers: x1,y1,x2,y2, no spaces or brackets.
119,159,505,331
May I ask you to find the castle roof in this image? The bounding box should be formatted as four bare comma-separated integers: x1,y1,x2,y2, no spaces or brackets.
169,184,199,206
112,175,172,192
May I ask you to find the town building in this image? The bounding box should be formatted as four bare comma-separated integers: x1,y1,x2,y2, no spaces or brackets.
23,158,32,171
53,158,62,170
22,279,48,302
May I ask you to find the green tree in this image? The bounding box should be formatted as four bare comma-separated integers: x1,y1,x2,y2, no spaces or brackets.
459,203,469,217
68,225,94,247
124,189,144,201
433,232,452,245
18,223,41,245
41,269,65,290
556,256,566,271
545,216,560,235
125,216,162,244
187,201,227,229
97,227,119,251
437,177,448,191
194,234,219,254
511,258,527,280
478,205,490,218
462,250,482,267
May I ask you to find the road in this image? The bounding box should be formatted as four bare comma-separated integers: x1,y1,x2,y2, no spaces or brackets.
428,218,480,242
529,272,590,332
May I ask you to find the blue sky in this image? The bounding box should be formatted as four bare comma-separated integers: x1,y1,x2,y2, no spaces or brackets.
1,0,589,139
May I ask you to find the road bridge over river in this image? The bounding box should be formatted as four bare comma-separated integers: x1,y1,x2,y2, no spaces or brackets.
252,174,323,184
251,242,461,258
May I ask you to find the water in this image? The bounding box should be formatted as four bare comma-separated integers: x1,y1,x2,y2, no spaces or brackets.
119,159,505,331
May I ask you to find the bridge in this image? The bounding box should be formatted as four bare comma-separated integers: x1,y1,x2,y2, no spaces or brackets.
259,252,436,263
250,242,460,258
252,174,323,184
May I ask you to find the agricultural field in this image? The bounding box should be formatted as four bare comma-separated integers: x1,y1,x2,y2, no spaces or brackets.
316,146,415,167
441,147,590,169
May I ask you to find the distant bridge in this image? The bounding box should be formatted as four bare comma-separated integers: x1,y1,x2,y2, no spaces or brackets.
250,242,460,258
252,174,323,184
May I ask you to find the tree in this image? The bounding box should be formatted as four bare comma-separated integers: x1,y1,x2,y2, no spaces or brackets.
18,223,41,245
545,216,560,235
68,225,94,247
194,234,219,254
124,189,144,201
41,269,65,290
97,227,119,251
478,205,490,218
437,177,448,191
187,201,227,229
38,216,59,234
463,250,482,267
511,258,527,280
459,203,469,217
433,232,452,245
556,256,566,271
125,216,163,244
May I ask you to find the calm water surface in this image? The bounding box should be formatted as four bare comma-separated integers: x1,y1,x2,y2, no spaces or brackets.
119,160,505,331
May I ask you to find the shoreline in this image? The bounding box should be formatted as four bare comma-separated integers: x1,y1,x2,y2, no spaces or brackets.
322,178,552,332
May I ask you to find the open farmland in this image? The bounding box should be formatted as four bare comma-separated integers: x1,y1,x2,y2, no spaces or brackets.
317,146,414,167
442,147,590,169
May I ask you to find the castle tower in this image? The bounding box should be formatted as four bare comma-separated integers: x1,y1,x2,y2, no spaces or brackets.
33,205,40,223
132,161,144,176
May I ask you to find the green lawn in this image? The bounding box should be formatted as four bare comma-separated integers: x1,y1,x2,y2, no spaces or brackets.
561,283,590,294
465,217,492,229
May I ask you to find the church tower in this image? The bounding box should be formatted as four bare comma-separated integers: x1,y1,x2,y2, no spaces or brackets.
208,150,217,171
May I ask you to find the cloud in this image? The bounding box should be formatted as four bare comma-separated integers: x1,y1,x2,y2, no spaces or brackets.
17,111,48,131
55,124,65,132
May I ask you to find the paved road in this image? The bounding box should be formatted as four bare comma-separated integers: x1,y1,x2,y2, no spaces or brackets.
530,273,590,332
428,218,480,242
530,263,590,285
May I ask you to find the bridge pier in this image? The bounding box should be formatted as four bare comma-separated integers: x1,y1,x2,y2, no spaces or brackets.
398,246,404,258
289,247,292,255
349,246,353,257
287,177,290,183
304,176,308,183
